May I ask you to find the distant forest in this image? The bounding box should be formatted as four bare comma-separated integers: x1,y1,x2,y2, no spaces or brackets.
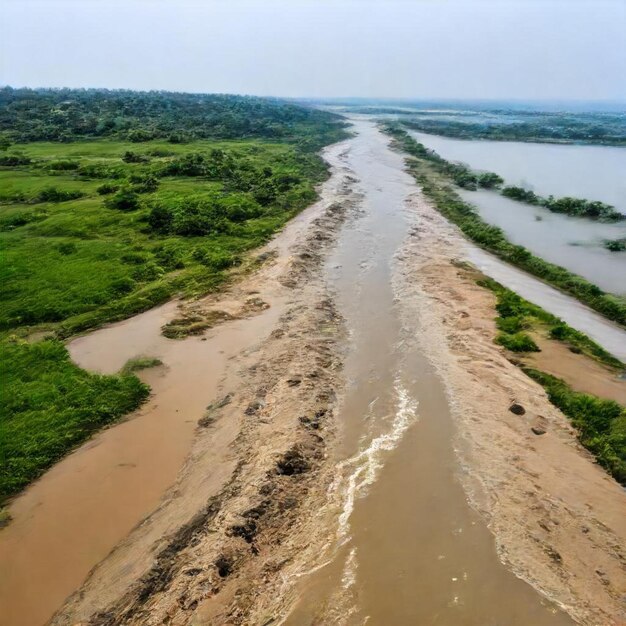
402,112,626,145
0,87,346,148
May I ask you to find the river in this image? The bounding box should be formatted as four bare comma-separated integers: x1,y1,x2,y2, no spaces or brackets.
2,120,624,626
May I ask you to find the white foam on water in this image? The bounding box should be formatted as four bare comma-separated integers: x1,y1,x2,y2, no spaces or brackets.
341,547,359,591
334,377,419,543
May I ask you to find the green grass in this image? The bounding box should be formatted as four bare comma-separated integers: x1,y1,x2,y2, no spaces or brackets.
523,368,626,484
0,137,329,334
475,276,625,484
0,339,149,502
478,276,623,369
0,131,340,503
495,331,540,352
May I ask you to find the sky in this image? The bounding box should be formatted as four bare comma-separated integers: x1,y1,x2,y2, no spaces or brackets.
1,0,625,101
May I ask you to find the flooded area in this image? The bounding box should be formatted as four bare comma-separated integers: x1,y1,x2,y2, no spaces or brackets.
2,120,624,626
459,188,626,296
410,130,626,214
282,121,573,625
0,302,284,626
409,131,626,297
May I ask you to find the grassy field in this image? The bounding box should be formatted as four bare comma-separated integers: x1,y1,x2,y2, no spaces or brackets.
0,131,341,503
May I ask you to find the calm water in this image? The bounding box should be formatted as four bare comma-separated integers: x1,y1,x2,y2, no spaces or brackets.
410,131,626,296
411,131,626,214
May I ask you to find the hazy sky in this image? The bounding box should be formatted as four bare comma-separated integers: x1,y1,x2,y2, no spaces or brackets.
1,0,625,100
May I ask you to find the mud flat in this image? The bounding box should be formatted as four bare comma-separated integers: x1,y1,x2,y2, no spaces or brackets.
3,121,625,626
0,139,357,626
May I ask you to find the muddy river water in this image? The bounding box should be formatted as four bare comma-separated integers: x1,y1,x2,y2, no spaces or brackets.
282,121,575,625
2,120,624,625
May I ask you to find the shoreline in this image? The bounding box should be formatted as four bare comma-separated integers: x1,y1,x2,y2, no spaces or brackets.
394,190,626,625
2,123,623,626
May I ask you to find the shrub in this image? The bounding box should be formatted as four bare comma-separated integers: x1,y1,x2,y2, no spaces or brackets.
122,150,149,163
105,188,141,211
502,186,540,204
496,332,540,352
46,160,79,171
129,173,159,193
96,182,119,195
477,172,504,189
37,186,84,203
0,154,31,166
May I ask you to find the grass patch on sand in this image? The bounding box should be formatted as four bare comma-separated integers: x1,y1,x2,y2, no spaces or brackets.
476,276,625,484
0,338,149,502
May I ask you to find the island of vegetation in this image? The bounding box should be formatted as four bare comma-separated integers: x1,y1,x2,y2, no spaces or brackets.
0,88,347,504
402,110,626,146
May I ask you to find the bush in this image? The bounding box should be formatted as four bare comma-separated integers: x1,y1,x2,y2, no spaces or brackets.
0,154,31,166
148,196,228,236
46,159,80,171
502,186,540,204
122,150,149,164
496,332,540,352
129,173,159,193
105,188,141,211
96,182,119,195
477,172,504,189
37,186,84,203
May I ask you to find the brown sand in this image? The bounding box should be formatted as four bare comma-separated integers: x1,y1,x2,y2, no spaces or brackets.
393,191,626,626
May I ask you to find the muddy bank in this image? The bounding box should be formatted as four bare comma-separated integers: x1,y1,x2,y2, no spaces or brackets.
0,139,357,626
48,144,359,625
394,191,626,625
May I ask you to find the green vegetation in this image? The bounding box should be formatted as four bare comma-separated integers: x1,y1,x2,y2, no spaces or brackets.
0,87,345,149
501,187,623,222
0,89,347,502
495,331,540,352
402,112,626,146
384,124,626,326
476,276,625,483
604,237,626,252
478,276,623,369
523,368,626,483
120,356,162,375
0,339,149,501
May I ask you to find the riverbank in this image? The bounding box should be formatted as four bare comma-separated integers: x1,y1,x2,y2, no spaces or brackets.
4,121,625,626
394,190,625,626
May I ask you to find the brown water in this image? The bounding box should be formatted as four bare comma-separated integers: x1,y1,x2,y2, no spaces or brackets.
0,139,350,626
283,121,574,625
0,304,284,626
